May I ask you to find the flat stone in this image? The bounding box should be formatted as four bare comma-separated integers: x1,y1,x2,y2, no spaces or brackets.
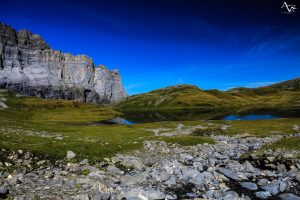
261,182,279,195
255,191,272,199
55,136,64,140
223,191,239,199
217,168,241,181
140,190,165,200
36,160,46,165
257,178,269,186
244,161,256,173
240,182,258,190
283,154,294,159
160,171,171,182
279,193,300,200
266,157,276,163
79,159,89,165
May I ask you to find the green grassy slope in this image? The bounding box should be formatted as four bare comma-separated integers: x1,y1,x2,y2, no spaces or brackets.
115,78,300,111
0,91,214,162
0,90,299,163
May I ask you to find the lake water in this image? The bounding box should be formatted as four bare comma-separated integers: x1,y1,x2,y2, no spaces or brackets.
100,110,300,124
222,114,276,120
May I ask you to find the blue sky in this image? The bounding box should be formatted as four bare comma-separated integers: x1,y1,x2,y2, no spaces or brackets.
2,0,300,94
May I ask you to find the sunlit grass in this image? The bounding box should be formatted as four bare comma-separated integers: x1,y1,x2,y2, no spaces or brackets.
0,90,299,163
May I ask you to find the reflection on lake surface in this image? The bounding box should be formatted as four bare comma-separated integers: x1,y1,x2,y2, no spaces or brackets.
102,109,300,124
107,117,136,125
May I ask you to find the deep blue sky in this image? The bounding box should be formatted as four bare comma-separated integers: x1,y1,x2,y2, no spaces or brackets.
2,0,300,94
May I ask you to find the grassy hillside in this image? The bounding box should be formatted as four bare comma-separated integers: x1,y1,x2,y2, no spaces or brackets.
0,90,299,163
0,90,215,162
115,85,249,111
115,78,300,111
270,77,300,91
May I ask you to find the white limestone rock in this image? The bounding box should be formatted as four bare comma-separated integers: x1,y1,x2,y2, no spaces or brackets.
0,23,127,103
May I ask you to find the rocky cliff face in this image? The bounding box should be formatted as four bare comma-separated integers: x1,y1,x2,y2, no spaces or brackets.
0,23,127,103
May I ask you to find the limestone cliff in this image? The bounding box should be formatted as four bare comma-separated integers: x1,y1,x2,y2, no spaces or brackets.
0,23,127,103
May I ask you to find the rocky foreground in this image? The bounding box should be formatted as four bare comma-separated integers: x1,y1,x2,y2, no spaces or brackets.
0,133,300,199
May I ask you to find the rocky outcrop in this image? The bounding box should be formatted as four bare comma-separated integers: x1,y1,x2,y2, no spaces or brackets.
0,23,127,103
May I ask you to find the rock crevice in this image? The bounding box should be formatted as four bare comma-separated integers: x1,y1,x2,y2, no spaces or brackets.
0,23,127,103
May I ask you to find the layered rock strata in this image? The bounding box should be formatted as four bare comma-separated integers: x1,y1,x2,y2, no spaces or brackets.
0,23,127,103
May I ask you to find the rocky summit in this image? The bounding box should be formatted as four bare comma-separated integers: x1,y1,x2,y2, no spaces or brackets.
0,23,127,103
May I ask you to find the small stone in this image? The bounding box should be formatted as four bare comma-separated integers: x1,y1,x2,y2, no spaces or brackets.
36,160,46,165
217,168,241,181
224,191,239,198
277,164,286,173
283,153,294,159
240,182,258,190
250,154,259,160
4,162,12,167
24,152,32,159
18,150,23,154
279,193,300,200
257,178,269,186
244,161,256,173
79,159,89,165
266,156,276,163
255,191,272,199
180,153,194,164
141,190,165,200
265,164,277,169
165,194,177,200
75,194,89,200
160,171,171,182
67,151,76,159
261,182,279,195
219,183,226,189
279,181,287,192
55,136,64,140
97,182,111,199
44,171,54,179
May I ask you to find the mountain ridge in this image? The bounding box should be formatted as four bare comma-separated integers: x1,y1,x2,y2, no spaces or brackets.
116,78,300,111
